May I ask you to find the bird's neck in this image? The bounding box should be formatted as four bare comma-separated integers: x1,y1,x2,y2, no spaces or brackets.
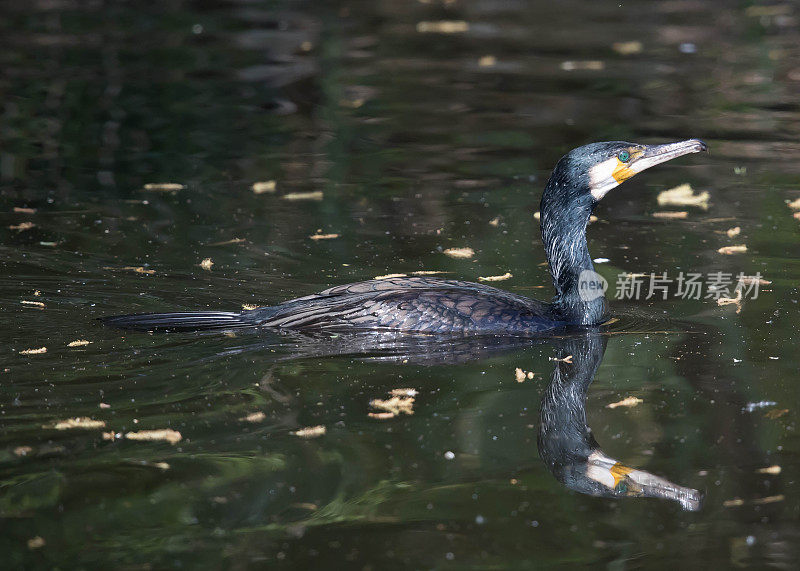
540,186,607,325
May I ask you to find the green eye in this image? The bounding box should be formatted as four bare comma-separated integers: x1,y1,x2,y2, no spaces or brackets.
618,151,631,163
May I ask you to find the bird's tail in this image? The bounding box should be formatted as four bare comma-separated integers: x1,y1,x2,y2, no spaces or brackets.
100,311,255,332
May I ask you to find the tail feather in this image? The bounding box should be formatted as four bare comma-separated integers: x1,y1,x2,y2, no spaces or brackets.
101,311,254,332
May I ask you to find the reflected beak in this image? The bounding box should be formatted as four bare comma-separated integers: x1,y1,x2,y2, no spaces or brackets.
627,139,708,175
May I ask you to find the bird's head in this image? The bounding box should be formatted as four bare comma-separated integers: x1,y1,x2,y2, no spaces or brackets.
557,139,708,202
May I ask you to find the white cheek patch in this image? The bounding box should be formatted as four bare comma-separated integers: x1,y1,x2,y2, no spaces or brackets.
588,157,621,201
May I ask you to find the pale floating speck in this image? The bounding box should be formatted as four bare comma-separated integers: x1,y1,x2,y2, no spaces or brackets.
794,212,800,221
374,273,407,280
718,244,747,255
606,396,643,409
51,417,106,430
99,402,111,409
14,446,33,456
142,183,185,192
27,537,46,550
67,340,92,347
368,412,396,420
443,247,474,259
489,216,501,227
515,367,526,383
240,411,266,423
282,191,323,201
13,206,37,214
560,60,605,71
21,300,45,308
657,183,710,209
251,180,277,194
786,197,800,210
200,258,214,271
208,238,246,246
309,233,340,240
292,425,326,438
154,462,170,470
756,465,781,475
412,270,447,276
726,226,741,237
738,275,771,286
764,408,788,420
8,221,35,231
478,55,497,67
242,303,259,310
593,258,610,264
478,272,512,282
444,451,456,460
125,429,182,444
533,211,541,220
389,388,418,397
416,20,469,34
19,347,47,355
652,211,688,219
612,41,643,55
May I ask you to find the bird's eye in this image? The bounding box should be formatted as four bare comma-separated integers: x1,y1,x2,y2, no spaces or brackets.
618,151,631,163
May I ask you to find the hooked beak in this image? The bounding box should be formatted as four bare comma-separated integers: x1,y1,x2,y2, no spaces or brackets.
627,139,708,175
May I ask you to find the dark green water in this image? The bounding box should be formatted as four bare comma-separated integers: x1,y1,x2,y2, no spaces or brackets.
2,0,800,568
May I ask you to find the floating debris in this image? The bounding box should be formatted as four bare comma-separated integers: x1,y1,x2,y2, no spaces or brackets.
142,183,185,192
14,446,33,456
13,207,37,214
743,401,777,412
103,266,155,275
208,238,246,246
560,60,605,71
593,258,610,264
21,300,45,308
416,20,469,34
389,388,418,397
67,340,92,347
549,355,573,363
726,226,741,238
479,272,512,282
794,212,800,221
738,275,771,286
724,494,785,508
199,258,214,271
657,184,710,209
717,289,743,313
652,211,688,219
240,411,266,423
612,41,643,55
514,368,535,383
19,347,47,355
99,403,111,409
125,429,182,444
8,221,35,231
368,412,396,420
27,537,46,550
370,395,415,416
787,198,800,210
478,55,497,67
718,245,748,255
443,247,474,259
489,216,501,227
242,303,259,310
764,408,788,419
51,417,106,430
756,465,781,475
606,396,643,409
252,180,277,194
412,270,447,276
39,241,58,247
292,425,326,439
309,233,340,240
282,191,323,201
375,273,407,280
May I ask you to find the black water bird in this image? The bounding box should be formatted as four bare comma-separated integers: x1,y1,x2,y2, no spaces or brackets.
102,139,707,334
538,331,702,511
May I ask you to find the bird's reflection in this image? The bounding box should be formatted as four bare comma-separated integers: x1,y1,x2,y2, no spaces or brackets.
538,331,702,511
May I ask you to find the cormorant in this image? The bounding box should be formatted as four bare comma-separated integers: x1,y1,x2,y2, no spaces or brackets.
102,139,707,334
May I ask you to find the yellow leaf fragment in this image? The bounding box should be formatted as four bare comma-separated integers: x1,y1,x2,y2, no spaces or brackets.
282,191,323,201
67,340,92,347
652,211,688,219
756,465,781,475
657,184,710,209
240,411,266,423
478,272,512,282
612,41,643,55
416,20,469,34
143,183,185,192
125,429,182,444
51,417,106,430
718,245,748,255
9,221,35,231
606,396,643,409
252,180,277,194
561,60,605,71
19,347,47,355
443,247,474,259
309,233,340,240
199,258,214,271
726,226,741,237
370,396,415,416
291,425,326,438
